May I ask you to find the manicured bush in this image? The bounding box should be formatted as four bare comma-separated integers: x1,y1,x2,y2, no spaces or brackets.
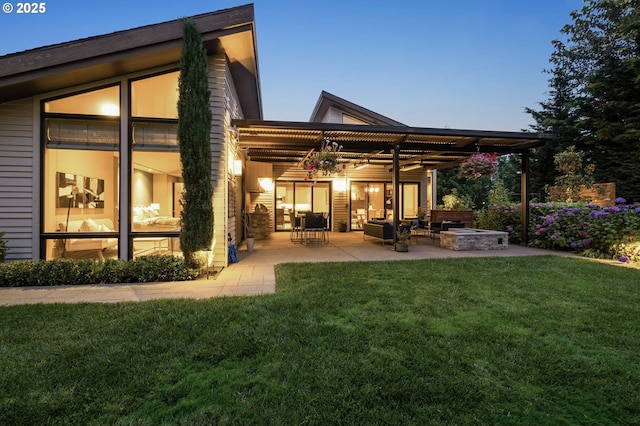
0,255,198,287
476,199,640,261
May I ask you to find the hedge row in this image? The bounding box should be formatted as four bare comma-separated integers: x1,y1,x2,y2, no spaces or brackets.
0,255,198,287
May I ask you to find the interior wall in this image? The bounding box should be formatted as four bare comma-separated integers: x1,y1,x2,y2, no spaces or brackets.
132,169,153,206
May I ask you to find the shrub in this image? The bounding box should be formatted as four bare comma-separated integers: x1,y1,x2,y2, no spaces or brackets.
0,255,198,287
0,231,6,262
475,203,522,244
440,188,474,210
476,200,640,261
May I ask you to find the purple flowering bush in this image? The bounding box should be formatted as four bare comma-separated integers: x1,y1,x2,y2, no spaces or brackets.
476,198,640,261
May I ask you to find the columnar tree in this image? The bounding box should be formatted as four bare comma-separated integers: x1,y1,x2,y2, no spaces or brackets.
177,18,213,267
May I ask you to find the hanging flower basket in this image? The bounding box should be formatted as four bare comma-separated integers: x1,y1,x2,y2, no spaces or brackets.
303,138,344,181
459,152,498,179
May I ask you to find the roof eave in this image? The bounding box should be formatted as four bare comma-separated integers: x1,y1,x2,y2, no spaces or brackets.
0,4,262,118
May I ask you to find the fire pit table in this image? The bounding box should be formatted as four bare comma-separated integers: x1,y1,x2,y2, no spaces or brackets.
439,228,508,251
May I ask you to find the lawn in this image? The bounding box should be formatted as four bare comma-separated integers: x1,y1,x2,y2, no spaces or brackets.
1,256,639,425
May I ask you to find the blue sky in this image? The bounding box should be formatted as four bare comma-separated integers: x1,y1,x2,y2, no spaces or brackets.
0,0,582,131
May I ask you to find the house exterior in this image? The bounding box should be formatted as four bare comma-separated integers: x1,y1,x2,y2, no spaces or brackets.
0,4,551,266
0,5,259,269
241,91,436,237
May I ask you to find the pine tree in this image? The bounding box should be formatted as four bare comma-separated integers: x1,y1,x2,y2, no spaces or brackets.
527,0,640,201
177,18,213,267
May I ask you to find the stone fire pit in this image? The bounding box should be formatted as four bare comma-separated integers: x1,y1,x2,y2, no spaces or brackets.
439,228,508,251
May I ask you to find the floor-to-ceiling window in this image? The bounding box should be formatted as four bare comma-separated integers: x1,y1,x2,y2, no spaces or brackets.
42,85,121,260
130,71,182,258
41,70,183,260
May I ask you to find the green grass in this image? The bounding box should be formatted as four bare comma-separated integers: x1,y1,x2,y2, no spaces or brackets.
1,256,639,425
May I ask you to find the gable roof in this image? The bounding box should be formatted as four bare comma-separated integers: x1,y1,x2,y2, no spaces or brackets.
0,4,262,119
310,91,406,126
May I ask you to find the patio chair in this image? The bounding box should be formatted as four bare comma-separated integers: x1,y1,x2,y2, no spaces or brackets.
302,212,326,245
289,211,302,243
322,212,330,243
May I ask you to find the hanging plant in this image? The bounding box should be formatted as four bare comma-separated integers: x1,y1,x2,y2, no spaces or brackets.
459,152,498,179
303,138,344,181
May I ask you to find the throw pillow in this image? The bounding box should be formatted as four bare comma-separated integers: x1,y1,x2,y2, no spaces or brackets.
79,218,100,232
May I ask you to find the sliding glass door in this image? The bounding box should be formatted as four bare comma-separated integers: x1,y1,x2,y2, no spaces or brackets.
275,182,331,231
350,182,419,230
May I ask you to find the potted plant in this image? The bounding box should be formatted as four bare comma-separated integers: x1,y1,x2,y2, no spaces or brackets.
395,227,411,252
302,138,344,182
338,219,348,232
243,212,255,253
246,231,255,253
418,206,429,228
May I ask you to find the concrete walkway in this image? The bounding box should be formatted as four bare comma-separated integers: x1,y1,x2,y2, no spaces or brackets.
0,231,583,306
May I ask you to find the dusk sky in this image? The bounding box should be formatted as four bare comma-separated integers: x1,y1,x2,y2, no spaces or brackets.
0,0,582,131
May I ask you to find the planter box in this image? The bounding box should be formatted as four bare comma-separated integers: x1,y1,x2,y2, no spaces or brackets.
430,210,474,228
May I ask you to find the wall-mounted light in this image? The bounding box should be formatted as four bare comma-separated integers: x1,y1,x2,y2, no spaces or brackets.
333,179,347,192
233,159,243,176
258,177,274,192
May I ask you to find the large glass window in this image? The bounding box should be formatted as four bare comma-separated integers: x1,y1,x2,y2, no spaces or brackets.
42,86,121,260
351,183,385,230
131,71,178,119
130,72,182,258
41,71,183,261
350,182,420,229
44,86,120,116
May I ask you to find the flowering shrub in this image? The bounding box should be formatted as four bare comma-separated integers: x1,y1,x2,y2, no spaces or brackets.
476,199,640,261
459,152,498,179
303,138,344,181
475,204,522,243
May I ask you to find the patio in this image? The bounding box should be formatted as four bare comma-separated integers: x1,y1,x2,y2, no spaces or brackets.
0,231,577,306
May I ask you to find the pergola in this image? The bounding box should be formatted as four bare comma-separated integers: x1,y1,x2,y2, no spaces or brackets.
232,119,556,245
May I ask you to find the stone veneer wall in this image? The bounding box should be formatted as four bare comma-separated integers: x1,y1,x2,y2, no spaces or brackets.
249,212,271,240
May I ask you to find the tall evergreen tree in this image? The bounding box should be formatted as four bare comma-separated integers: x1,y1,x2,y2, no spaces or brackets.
527,0,640,201
177,18,213,267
